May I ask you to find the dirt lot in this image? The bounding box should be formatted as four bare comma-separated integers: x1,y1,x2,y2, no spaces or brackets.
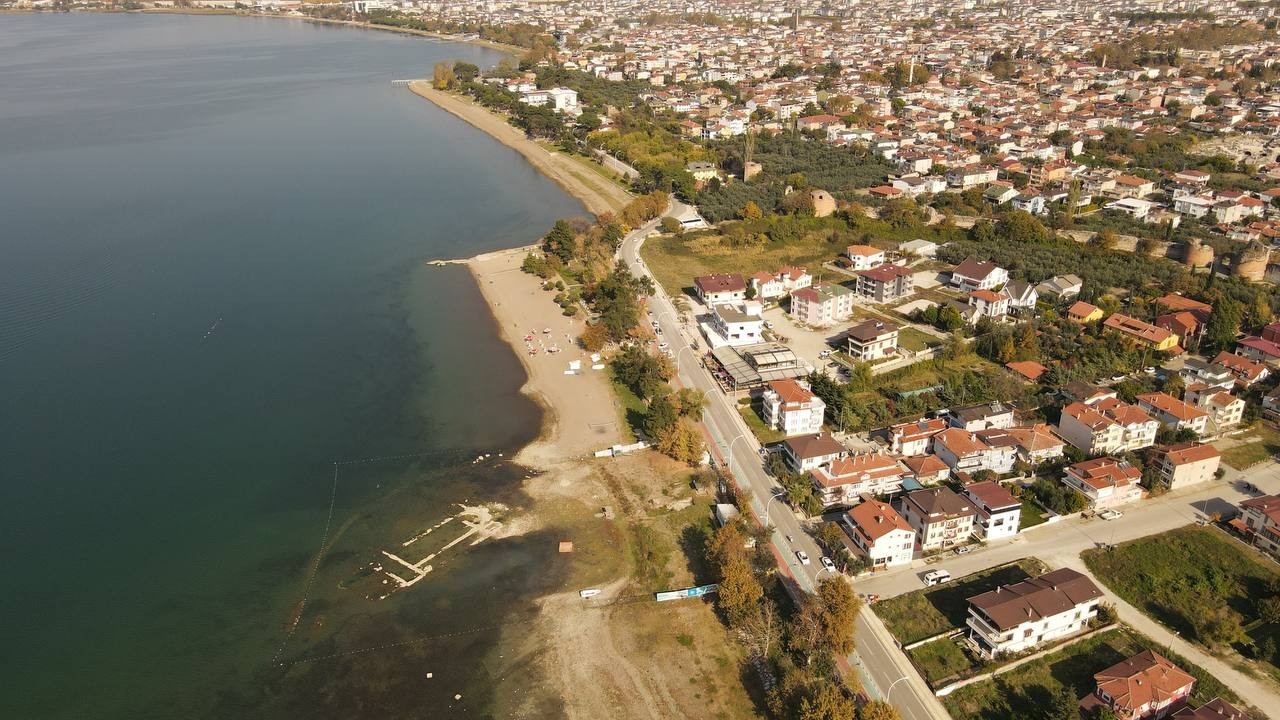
499,451,761,720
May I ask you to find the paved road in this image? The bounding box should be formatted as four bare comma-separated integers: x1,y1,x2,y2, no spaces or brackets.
619,203,952,720
853,461,1280,601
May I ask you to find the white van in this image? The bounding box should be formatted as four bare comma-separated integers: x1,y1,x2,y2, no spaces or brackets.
923,569,951,586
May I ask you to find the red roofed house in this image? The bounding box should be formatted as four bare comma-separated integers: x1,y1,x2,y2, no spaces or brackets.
842,497,916,569
1104,314,1181,352
950,257,1009,292
966,568,1103,658
1006,360,1047,382
761,379,826,436
888,417,949,456
1172,699,1246,720
967,288,1009,322
1156,312,1203,344
1211,351,1270,386
694,273,746,305
1068,301,1104,324
811,453,906,507
1152,443,1221,491
962,480,1022,540
899,487,977,551
1241,494,1280,559
1079,650,1195,720
1237,335,1280,367
842,244,887,271
1063,457,1144,509
1135,392,1209,436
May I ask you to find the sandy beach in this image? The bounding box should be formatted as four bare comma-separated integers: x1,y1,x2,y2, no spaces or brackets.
465,246,625,467
409,82,633,218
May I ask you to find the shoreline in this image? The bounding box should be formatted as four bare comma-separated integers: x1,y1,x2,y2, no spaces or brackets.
408,81,633,219
9,8,527,57
461,245,624,470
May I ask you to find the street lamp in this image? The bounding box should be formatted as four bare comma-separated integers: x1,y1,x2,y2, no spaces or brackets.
725,432,752,477
765,489,787,527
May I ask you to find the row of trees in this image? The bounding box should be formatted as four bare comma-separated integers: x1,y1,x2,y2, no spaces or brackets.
705,521,896,720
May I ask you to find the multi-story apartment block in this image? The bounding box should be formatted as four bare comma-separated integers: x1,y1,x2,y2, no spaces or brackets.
761,378,825,436
966,568,1102,658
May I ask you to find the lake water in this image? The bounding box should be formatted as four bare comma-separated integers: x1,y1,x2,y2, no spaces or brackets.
0,13,583,718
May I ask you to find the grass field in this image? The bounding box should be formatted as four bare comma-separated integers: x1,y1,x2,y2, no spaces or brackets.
1019,498,1048,529
942,626,1245,720
1082,525,1280,679
609,368,647,442
875,558,1051,645
739,405,787,445
640,232,847,299
897,325,943,353
908,638,981,687
1220,423,1280,469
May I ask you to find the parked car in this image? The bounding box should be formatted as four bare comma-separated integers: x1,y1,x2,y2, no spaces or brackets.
1099,509,1124,521
795,550,811,566
820,556,836,572
923,569,951,586
955,546,973,555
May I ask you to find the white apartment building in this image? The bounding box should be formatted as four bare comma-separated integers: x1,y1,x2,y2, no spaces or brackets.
963,481,1022,541
761,379,825,437
1153,443,1221,491
811,454,905,508
966,568,1103,658
708,302,765,347
899,487,977,552
1056,400,1158,455
845,319,900,362
1062,457,1144,509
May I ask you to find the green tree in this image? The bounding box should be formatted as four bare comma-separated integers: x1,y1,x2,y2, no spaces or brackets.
642,395,677,439
451,61,479,83
1047,686,1081,720
798,683,856,720
1204,297,1244,352
543,219,577,262
996,210,1050,243
1259,595,1280,625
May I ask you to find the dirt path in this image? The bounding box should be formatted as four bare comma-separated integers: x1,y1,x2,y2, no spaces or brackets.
538,579,682,720
408,82,633,218
1056,556,1280,715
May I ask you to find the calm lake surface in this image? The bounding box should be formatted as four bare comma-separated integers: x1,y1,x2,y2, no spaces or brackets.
0,13,582,718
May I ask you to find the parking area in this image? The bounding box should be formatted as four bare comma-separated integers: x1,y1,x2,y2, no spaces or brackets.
761,305,846,372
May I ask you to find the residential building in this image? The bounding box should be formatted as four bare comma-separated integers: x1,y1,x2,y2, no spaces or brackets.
1240,494,1280,558
1172,699,1246,720
1079,650,1195,720
888,417,948,456
856,264,915,304
750,266,811,300
811,454,906,507
1136,392,1209,436
901,455,950,485
1057,399,1158,454
948,402,1016,431
1152,443,1221,491
1104,314,1181,352
967,289,1009,322
1236,336,1280,367
933,428,1016,476
1002,280,1038,311
694,273,746,305
761,379,826,436
842,497,916,569
845,319,900,361
1067,301,1104,323
966,568,1103,658
1063,457,1144,509
1210,352,1269,386
708,302,765,347
898,239,937,258
782,433,847,473
1035,274,1083,300
899,487,977,552
963,480,1022,541
842,244,886,271
950,257,1009,292
790,283,855,327
1006,424,1067,464
1185,388,1246,434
